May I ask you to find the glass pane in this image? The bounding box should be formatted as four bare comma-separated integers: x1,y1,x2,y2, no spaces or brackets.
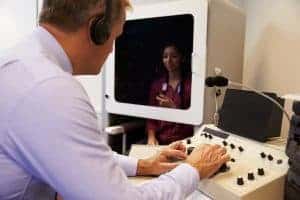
115,14,194,110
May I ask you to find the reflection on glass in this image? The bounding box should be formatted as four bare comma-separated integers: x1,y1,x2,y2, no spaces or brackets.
115,14,194,110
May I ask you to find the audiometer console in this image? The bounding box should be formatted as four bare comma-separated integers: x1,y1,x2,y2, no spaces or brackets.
129,124,289,200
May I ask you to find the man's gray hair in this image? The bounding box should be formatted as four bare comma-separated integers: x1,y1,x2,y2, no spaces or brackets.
39,0,130,32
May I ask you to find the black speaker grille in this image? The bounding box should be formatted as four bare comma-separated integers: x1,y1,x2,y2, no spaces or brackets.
218,89,284,142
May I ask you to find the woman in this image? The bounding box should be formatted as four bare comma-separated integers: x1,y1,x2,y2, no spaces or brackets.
147,43,194,145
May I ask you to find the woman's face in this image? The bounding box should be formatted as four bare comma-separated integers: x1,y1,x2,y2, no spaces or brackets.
162,46,182,72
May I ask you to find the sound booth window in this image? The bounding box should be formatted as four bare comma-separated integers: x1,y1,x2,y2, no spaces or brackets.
114,14,194,110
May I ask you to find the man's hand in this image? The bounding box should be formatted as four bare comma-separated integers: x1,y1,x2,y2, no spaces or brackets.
137,141,187,176
186,144,230,179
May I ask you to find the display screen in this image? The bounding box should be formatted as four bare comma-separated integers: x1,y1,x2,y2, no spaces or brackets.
115,14,194,110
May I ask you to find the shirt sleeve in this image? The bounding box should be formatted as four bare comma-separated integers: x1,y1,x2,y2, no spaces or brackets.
113,152,138,177
5,77,199,200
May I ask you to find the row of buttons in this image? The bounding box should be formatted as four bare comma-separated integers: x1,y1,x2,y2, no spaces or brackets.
260,152,283,164
186,138,245,152
222,141,244,152
237,168,265,185
200,133,214,140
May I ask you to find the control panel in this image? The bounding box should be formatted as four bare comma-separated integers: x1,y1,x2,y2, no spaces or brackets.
187,125,288,200
129,124,289,200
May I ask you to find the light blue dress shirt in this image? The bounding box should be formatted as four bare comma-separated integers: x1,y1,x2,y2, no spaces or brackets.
0,27,199,200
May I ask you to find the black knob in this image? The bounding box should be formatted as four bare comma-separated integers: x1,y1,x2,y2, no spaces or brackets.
222,141,228,146
277,159,283,164
219,164,230,173
248,172,255,180
237,177,244,185
230,158,236,162
204,133,208,138
268,154,274,161
186,138,191,144
238,146,244,152
258,168,265,176
187,147,195,155
208,135,213,140
230,144,235,149
260,152,266,159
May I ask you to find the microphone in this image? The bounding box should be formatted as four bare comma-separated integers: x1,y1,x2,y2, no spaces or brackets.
205,75,291,122
205,76,229,126
205,77,216,87
205,76,229,87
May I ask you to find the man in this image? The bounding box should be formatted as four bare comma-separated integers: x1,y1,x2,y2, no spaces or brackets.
0,0,229,199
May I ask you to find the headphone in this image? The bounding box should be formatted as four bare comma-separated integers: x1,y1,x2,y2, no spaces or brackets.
90,0,112,45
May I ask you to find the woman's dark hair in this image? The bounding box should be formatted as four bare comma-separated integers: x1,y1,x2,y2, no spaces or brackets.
154,42,192,109
156,42,192,79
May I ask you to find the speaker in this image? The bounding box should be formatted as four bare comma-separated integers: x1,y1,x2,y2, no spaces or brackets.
90,0,112,45
218,89,284,142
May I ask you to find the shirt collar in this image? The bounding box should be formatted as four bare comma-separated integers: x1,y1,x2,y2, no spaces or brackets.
34,26,73,74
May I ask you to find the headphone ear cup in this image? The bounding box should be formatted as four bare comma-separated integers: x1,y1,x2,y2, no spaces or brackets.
90,16,111,45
